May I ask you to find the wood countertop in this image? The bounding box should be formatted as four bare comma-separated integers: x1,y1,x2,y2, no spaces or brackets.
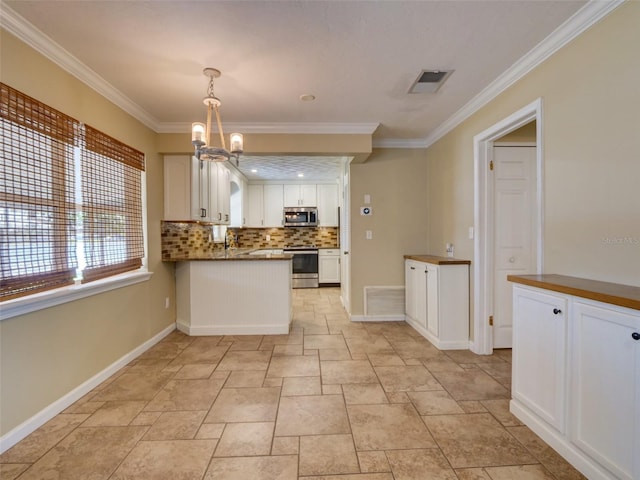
508,274,640,311
164,249,293,262
404,254,471,265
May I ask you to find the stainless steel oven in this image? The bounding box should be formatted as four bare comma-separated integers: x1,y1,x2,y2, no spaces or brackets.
284,247,319,288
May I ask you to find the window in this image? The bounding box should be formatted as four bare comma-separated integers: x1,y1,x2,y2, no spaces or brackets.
0,83,145,302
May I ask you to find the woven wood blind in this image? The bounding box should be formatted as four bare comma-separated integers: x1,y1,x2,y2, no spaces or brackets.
0,83,79,300
81,126,145,283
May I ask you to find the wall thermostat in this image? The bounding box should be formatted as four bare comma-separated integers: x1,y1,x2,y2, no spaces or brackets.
360,207,372,216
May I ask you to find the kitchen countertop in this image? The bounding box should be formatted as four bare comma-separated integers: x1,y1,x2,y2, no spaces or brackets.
164,249,293,262
508,274,640,311
404,254,471,265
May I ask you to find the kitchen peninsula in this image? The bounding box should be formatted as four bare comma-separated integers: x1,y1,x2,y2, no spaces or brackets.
169,249,293,335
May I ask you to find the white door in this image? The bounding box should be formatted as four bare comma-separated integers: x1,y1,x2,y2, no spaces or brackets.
340,164,350,313
491,146,537,348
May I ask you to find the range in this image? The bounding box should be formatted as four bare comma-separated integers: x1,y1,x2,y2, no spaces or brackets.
284,245,318,288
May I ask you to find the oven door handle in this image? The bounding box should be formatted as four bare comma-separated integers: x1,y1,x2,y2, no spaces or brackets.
285,250,318,255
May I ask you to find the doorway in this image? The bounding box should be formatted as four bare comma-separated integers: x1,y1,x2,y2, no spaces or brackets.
472,98,544,355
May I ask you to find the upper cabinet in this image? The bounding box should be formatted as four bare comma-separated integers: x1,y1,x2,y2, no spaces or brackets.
163,154,233,225
317,184,339,226
263,184,284,227
283,184,317,207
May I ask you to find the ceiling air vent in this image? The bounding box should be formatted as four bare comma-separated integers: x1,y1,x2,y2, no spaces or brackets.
408,69,453,94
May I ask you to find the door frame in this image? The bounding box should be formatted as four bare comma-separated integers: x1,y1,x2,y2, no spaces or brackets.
472,98,544,355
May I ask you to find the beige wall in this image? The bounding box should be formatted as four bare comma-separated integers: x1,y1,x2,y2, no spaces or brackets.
426,0,640,342
0,31,176,435
349,149,429,316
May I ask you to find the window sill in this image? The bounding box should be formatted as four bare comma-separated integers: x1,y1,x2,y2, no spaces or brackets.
0,270,153,321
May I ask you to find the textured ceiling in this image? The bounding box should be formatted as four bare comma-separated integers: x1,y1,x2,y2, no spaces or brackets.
237,156,344,182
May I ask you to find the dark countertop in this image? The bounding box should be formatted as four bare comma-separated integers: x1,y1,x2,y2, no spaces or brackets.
404,254,471,265
163,249,293,262
508,274,640,311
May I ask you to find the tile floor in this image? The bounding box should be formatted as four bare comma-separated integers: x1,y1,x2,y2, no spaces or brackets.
0,287,586,480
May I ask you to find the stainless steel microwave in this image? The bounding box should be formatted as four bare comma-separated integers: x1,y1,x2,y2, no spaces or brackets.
283,207,318,227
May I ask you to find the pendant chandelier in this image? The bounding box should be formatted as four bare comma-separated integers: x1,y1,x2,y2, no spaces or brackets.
191,67,243,162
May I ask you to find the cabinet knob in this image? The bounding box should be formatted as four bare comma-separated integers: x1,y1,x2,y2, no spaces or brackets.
410,266,415,270
632,332,640,341
509,257,516,263
553,308,562,315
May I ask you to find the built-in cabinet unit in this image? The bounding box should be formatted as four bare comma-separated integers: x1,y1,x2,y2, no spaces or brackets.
163,154,233,225
319,249,340,284
509,275,640,480
284,184,317,207
403,255,470,350
245,182,340,228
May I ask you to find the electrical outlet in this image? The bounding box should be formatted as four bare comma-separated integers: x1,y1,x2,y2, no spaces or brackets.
266,234,271,241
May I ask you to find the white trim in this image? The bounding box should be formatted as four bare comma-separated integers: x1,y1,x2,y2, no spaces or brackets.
472,98,544,355
0,323,176,454
422,0,624,149
0,270,153,320
1,1,622,143
176,321,290,336
349,314,405,322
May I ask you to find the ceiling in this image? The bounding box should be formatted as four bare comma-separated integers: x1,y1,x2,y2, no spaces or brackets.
3,0,589,180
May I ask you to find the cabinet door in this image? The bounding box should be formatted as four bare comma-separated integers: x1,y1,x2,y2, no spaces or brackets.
263,184,284,227
318,184,339,226
405,260,417,320
216,164,230,224
512,286,567,432
283,185,300,207
426,265,439,335
206,161,219,222
163,155,191,220
241,178,249,227
193,157,210,221
300,184,317,207
247,184,264,227
319,255,340,283
570,301,640,480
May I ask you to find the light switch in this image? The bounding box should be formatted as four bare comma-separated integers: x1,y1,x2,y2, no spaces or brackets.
468,226,474,239
366,230,373,240
364,194,371,204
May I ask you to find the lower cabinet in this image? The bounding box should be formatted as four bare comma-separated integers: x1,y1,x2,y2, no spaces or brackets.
404,257,469,350
319,249,340,284
510,283,640,480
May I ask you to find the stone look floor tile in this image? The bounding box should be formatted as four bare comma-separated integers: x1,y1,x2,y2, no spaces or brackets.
320,360,378,384
299,434,359,476
386,448,458,480
224,370,266,387
357,451,391,473
480,399,523,427
174,363,216,379
17,426,147,480
267,355,320,377
204,455,298,480
214,422,274,457
169,341,228,365
304,334,348,350
298,475,393,480
271,436,299,455
374,365,442,392
281,376,322,396
144,377,226,411
424,413,536,468
275,395,350,436
91,371,174,402
273,344,304,356
408,390,464,415
431,369,510,400
367,353,406,366
142,410,206,440
111,439,216,480
0,463,29,480
342,383,388,405
347,403,436,450
484,464,556,479
206,387,281,423
196,423,225,439
82,400,147,427
215,350,273,370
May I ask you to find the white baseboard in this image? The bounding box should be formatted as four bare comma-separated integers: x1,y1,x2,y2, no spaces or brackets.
349,314,405,322
176,320,289,335
0,323,176,454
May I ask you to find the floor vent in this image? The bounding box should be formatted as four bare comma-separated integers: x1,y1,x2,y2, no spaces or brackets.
364,286,405,317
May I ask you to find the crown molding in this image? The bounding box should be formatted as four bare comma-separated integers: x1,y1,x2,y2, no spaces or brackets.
421,0,624,149
157,122,380,135
1,2,160,131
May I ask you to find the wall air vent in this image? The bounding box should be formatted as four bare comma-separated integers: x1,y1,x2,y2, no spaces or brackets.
408,69,453,94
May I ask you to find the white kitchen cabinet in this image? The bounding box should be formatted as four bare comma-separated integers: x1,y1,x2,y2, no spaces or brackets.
512,285,567,432
569,301,640,480
263,184,284,227
242,177,249,227
509,276,640,480
317,184,339,226
319,249,340,284
163,154,231,224
283,184,317,207
403,256,469,350
247,184,264,227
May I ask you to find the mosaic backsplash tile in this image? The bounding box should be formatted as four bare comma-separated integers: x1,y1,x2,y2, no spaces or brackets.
162,221,339,260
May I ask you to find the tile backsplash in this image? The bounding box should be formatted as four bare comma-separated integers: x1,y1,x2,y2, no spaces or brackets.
161,221,338,259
